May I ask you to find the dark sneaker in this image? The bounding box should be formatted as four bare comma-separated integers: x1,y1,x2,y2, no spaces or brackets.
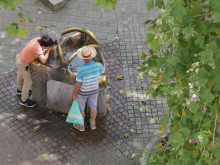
19,98,36,107
89,119,96,130
16,89,22,95
16,89,32,96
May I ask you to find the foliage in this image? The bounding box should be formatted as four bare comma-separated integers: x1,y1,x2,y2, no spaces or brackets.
138,0,220,164
1,0,33,38
93,0,117,11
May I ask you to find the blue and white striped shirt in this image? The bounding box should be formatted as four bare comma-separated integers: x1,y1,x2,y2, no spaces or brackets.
76,61,105,96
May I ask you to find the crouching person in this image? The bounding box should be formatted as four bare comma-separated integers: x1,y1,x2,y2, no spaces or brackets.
72,46,106,131
16,35,54,107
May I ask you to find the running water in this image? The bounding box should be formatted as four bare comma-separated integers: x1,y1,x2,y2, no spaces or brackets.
64,49,85,72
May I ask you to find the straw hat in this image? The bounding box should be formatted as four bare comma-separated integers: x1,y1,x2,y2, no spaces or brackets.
77,46,97,59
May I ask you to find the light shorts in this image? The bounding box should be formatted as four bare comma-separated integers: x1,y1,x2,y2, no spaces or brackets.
76,92,99,111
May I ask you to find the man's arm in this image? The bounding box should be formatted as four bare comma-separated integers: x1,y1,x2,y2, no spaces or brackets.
101,71,106,76
72,82,82,100
38,46,54,64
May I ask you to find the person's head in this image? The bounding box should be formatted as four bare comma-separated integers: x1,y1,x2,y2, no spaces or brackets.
38,35,53,48
77,46,97,63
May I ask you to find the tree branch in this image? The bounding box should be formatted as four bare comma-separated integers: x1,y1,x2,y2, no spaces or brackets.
192,12,213,18
212,99,219,147
175,145,183,163
199,147,205,163
169,0,176,6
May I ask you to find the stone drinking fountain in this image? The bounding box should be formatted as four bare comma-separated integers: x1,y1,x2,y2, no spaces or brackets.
30,28,107,116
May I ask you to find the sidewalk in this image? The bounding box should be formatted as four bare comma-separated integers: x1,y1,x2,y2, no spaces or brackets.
0,0,167,164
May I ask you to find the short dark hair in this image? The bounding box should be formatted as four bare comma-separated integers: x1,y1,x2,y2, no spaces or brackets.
38,35,53,47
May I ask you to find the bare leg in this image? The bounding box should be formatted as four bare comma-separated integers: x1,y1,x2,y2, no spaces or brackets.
80,111,85,126
90,109,97,124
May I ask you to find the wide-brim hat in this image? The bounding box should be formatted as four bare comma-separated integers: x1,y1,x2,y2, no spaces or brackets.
77,46,97,59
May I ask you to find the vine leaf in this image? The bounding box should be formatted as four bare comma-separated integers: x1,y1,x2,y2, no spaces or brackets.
188,102,199,114
203,130,212,135
199,89,213,105
17,28,28,39
159,114,169,125
147,0,154,10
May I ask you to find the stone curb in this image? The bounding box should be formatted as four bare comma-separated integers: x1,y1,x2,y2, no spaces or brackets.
40,0,67,11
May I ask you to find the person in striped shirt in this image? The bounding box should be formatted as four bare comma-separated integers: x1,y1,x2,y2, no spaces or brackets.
72,46,106,131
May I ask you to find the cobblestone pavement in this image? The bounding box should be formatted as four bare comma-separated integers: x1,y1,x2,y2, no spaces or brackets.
0,0,168,164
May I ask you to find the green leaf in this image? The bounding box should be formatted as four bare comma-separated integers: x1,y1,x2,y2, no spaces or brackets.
216,124,220,135
155,0,164,9
25,17,34,23
169,132,185,147
18,7,23,11
198,49,213,64
188,102,199,114
213,73,220,91
4,0,16,10
159,114,169,125
144,19,152,24
203,150,210,158
207,23,217,33
207,42,219,52
170,7,186,22
183,27,197,41
192,112,203,125
18,12,23,18
169,56,179,66
212,146,220,161
178,127,191,139
18,0,24,5
195,35,205,47
93,0,117,11
194,132,209,145
179,150,191,162
196,23,207,35
201,118,211,130
146,33,155,42
147,0,154,10
198,68,208,79
213,12,220,23
5,23,18,37
199,89,213,105
17,28,28,39
182,16,193,27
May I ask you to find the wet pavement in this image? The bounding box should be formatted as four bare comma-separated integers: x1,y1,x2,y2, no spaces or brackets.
0,42,167,164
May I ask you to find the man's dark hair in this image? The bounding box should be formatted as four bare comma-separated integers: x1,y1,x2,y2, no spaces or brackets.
38,35,53,47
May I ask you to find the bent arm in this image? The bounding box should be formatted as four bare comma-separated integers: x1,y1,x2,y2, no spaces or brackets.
101,71,106,76
38,46,53,64
72,82,82,100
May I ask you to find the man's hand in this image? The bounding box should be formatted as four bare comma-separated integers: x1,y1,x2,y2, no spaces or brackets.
47,46,54,52
39,46,54,64
72,94,77,100
72,83,82,100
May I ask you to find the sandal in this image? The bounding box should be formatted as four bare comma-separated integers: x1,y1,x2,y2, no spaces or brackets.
73,124,85,132
89,119,96,130
78,125,85,132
